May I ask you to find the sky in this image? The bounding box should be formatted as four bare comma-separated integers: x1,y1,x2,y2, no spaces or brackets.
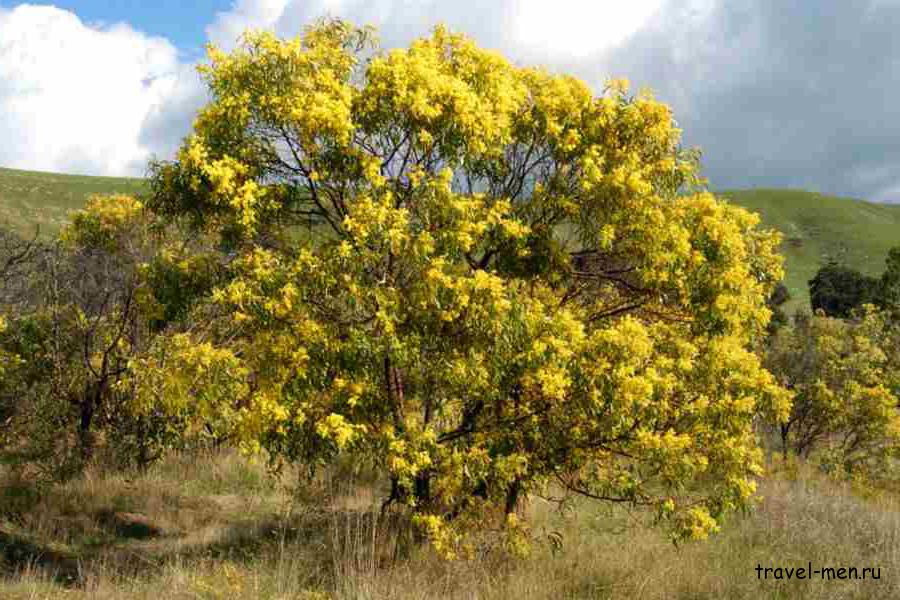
1,1,900,202
43,0,232,60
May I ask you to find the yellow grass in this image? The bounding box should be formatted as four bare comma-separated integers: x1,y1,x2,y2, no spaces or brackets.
1,451,898,599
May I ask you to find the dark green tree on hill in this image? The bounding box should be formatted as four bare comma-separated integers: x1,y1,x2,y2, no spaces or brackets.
808,262,880,318
877,246,900,312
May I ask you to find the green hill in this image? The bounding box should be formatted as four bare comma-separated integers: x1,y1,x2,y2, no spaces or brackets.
0,167,146,237
2,167,898,314
720,189,900,313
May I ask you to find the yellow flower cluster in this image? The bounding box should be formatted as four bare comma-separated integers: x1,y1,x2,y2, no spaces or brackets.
201,28,356,148
363,26,529,157
316,413,366,450
412,514,463,560
62,194,146,252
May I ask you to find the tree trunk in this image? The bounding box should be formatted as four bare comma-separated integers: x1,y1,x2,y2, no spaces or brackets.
78,380,104,462
780,422,791,460
414,473,431,508
505,479,521,515
78,387,96,461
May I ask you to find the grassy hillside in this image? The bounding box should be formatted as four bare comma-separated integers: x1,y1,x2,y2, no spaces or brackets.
3,166,899,314
720,189,900,313
0,167,146,237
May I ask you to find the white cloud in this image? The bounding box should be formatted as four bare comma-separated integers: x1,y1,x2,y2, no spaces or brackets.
512,0,662,59
206,0,291,51
0,4,181,176
136,61,208,172
204,0,666,65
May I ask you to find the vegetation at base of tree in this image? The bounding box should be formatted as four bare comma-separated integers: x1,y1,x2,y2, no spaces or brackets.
3,452,900,599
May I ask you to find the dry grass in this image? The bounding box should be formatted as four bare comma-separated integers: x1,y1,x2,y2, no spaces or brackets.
1,452,898,599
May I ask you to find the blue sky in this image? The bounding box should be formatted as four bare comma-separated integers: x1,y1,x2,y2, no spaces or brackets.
2,1,900,203
26,0,231,59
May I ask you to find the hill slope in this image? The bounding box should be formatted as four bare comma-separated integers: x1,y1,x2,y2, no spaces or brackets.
0,167,146,237
2,167,898,313
720,189,900,312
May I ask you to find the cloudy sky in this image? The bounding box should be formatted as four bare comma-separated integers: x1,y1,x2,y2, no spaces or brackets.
1,1,899,201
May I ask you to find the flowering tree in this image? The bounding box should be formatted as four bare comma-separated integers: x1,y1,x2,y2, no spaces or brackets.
137,19,788,555
765,309,900,473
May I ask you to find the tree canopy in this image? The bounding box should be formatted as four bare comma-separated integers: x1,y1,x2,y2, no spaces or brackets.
135,20,788,554
809,262,880,318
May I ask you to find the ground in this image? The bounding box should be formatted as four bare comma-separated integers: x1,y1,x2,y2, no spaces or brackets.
1,450,897,599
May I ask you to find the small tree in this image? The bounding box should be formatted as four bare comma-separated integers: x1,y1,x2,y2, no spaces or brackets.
136,20,788,553
765,309,900,473
808,262,880,318
0,196,223,476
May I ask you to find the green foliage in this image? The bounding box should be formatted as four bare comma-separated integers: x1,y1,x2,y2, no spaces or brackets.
809,262,881,317
876,246,900,312
806,245,900,318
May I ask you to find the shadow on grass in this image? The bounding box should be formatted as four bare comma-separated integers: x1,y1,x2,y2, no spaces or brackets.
0,525,81,585
99,507,412,575
1,501,412,591
0,451,415,591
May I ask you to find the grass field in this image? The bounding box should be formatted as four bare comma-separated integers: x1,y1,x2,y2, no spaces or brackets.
1,450,897,599
2,166,899,314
